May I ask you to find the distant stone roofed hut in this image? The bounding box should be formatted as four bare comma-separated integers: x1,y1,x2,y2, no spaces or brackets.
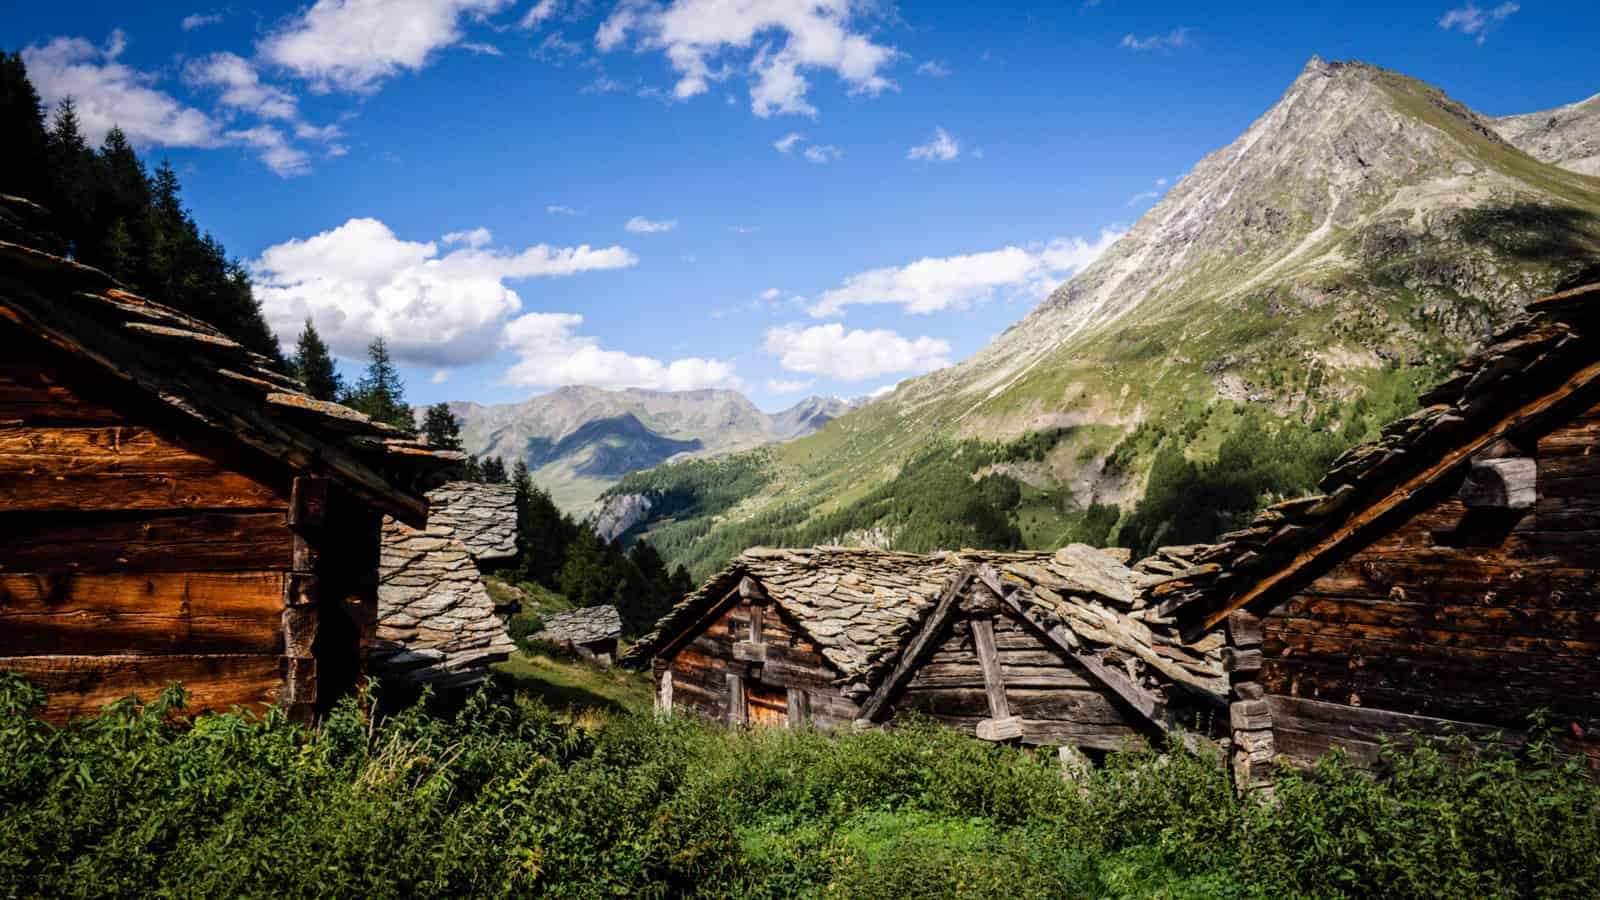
0,199,460,723
624,545,1226,750
375,482,518,690
534,605,623,665
623,548,965,729
1157,283,1600,791
859,546,1226,751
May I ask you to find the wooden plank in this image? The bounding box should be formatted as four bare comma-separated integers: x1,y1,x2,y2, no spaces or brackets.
976,715,1024,741
731,640,767,663
0,571,283,655
1269,611,1600,658
747,605,764,643
856,571,971,722
288,476,328,529
971,618,1011,720
0,511,292,573
1536,420,1600,455
0,653,281,724
726,673,746,726
0,470,284,513
656,669,673,714
0,425,209,466
786,688,809,726
1195,356,1600,634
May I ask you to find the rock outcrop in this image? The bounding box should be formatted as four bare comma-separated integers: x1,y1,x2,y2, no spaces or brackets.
1493,91,1600,176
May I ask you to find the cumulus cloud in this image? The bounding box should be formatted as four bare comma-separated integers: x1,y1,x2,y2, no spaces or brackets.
766,378,815,393
251,217,637,366
596,0,898,118
759,287,782,300
1438,2,1519,44
802,143,841,163
227,125,313,176
907,126,959,161
764,323,951,381
625,215,678,233
519,0,560,29
22,32,223,149
547,204,580,215
915,60,949,77
774,131,803,153
182,12,224,31
261,0,515,94
808,229,1126,317
431,370,451,384
502,312,740,390
1120,27,1192,51
442,226,493,247
183,52,300,120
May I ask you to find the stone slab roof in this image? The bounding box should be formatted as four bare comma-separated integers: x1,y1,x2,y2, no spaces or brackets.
0,194,459,526
425,482,517,563
1154,282,1600,636
535,605,623,646
375,517,516,689
624,544,1224,704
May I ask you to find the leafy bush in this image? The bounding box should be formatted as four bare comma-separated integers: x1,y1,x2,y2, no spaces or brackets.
2,675,1596,898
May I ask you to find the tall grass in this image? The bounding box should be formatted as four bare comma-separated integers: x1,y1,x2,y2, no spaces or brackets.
1,673,1595,898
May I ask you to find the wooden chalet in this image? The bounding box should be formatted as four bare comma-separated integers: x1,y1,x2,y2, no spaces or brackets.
624,545,1226,751
1156,283,1600,790
0,196,461,723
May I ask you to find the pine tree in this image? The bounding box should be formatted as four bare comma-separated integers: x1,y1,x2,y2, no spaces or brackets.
345,337,412,431
481,456,508,484
623,540,675,633
44,98,97,258
0,50,50,205
421,402,463,450
291,320,342,401
670,564,695,597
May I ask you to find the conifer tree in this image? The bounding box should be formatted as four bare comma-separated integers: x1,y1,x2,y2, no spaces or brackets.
480,456,508,484
0,50,49,204
421,402,463,450
291,319,342,401
346,337,412,431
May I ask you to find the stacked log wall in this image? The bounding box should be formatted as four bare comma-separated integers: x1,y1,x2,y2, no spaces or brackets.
897,610,1145,749
1251,394,1600,776
0,332,297,721
658,596,858,728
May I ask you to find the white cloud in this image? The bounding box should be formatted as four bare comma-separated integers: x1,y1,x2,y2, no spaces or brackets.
251,217,637,366
442,226,493,247
767,378,815,393
764,323,951,381
547,204,580,215
1120,27,1192,51
1128,190,1159,205
802,143,841,163
534,30,584,63
23,32,223,149
261,0,515,94
519,0,560,29
461,41,503,55
182,12,224,31
183,52,300,120
916,60,949,77
431,370,451,384
1438,3,1519,44
502,312,740,390
774,131,804,153
865,384,894,399
907,126,959,161
596,0,898,118
625,215,678,233
809,229,1125,317
759,287,782,300
227,125,312,177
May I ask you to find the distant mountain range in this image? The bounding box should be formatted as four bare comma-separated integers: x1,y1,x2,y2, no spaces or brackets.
437,386,860,511
604,56,1600,576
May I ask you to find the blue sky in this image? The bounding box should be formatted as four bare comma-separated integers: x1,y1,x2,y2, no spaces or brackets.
6,1,1597,410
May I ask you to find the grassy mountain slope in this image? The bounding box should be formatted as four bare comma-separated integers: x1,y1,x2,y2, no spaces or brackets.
608,58,1600,578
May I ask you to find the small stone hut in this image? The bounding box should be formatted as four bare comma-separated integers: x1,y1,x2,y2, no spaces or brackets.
625,545,1225,750
0,201,459,722
375,482,518,689
1158,283,1600,789
534,605,623,665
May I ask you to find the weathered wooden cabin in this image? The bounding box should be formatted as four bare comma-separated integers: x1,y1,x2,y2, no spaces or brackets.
1159,283,1600,790
0,212,459,723
533,605,623,665
858,546,1225,750
623,548,964,729
625,545,1226,750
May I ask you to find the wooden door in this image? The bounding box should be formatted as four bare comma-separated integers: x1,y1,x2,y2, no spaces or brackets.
745,680,788,727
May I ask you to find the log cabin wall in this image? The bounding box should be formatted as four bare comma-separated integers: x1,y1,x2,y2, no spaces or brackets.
895,607,1145,750
1236,393,1600,785
0,325,364,722
656,596,859,729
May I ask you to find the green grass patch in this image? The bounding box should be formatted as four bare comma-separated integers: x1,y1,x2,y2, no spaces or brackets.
492,652,654,719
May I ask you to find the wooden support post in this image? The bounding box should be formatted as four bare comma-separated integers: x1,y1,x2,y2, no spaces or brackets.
726,673,746,726
656,670,673,716
748,605,764,642
1460,457,1537,509
281,476,329,722
786,688,810,727
972,617,1023,741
